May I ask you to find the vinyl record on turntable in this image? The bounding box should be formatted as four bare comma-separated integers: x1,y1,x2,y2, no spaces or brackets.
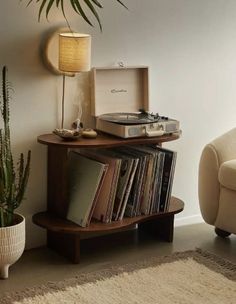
99,111,160,125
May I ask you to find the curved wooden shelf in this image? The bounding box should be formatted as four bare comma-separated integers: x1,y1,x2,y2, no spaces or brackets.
36,131,184,263
33,197,184,235
37,132,180,149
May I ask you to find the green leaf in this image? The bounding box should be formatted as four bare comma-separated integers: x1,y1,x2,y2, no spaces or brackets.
83,0,102,31
115,0,128,10
90,0,103,8
46,0,55,19
73,0,94,27
70,0,81,16
38,0,48,21
26,0,35,7
60,0,66,18
21,0,128,30
27,0,41,7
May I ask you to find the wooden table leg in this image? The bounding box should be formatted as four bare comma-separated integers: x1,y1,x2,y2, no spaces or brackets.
47,231,81,263
138,214,174,242
47,146,69,218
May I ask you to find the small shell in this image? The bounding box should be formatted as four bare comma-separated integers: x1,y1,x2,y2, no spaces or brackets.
53,128,80,141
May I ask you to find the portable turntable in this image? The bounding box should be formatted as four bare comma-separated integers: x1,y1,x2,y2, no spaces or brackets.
96,111,180,138
91,66,180,138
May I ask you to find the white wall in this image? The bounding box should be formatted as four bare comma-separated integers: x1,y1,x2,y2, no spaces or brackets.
2,0,236,248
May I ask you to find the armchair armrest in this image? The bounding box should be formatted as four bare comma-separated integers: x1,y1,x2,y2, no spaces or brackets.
218,159,236,191
211,128,236,164
198,144,220,225
199,128,236,225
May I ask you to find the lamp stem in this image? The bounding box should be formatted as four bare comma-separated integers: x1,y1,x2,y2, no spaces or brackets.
61,74,66,129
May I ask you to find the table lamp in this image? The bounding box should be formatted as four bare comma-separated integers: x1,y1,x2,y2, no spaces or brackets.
56,32,91,137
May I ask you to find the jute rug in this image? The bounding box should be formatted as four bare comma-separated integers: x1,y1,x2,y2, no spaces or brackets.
1,249,236,304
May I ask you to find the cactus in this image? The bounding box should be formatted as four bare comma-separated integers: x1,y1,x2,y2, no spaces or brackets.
0,66,31,227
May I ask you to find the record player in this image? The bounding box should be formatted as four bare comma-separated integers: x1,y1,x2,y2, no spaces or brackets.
96,110,180,138
91,66,180,139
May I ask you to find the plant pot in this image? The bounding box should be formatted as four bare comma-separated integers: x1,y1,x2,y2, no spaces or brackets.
0,214,25,279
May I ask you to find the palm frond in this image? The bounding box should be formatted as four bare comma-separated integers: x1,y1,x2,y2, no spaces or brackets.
83,0,102,31
38,0,48,21
21,0,128,31
72,0,94,27
90,0,103,8
60,0,66,18
115,0,128,10
46,0,55,20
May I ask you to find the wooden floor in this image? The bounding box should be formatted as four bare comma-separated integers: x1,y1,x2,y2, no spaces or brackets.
0,223,235,294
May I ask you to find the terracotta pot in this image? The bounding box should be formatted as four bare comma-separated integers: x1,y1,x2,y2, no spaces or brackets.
0,214,25,279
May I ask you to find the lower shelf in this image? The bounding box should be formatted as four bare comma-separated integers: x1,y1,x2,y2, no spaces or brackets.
32,197,184,264
33,197,184,234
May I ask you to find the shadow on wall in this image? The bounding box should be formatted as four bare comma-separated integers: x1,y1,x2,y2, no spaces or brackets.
2,30,63,79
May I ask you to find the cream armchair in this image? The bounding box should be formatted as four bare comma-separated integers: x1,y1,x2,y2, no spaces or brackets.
198,128,236,237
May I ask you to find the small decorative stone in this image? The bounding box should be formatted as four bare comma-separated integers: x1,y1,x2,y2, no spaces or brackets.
81,128,97,139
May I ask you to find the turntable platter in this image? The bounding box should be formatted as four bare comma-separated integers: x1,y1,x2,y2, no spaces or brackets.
99,112,160,125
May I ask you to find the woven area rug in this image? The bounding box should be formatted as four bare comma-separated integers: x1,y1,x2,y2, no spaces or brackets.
1,249,236,304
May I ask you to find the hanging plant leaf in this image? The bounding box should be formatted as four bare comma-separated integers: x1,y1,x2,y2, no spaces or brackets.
83,0,102,31
90,0,103,8
70,0,80,15
21,0,128,31
116,0,128,10
38,0,48,21
72,0,94,27
60,0,66,18
46,0,55,20
26,0,35,7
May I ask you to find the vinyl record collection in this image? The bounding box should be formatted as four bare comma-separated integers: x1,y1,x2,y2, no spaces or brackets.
67,145,177,227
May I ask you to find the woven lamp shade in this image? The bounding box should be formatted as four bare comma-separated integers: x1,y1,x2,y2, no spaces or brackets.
59,33,91,73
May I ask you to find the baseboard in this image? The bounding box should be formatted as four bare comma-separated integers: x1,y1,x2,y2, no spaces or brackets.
174,214,204,227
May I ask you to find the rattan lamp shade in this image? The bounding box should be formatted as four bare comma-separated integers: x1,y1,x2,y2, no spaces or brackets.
59,33,91,73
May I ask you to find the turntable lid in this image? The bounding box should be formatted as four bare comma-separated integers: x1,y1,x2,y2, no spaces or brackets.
91,66,149,117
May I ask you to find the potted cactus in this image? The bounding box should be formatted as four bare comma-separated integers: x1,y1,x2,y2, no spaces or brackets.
0,66,31,279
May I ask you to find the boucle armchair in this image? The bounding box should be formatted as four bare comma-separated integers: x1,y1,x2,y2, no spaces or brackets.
198,128,236,237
